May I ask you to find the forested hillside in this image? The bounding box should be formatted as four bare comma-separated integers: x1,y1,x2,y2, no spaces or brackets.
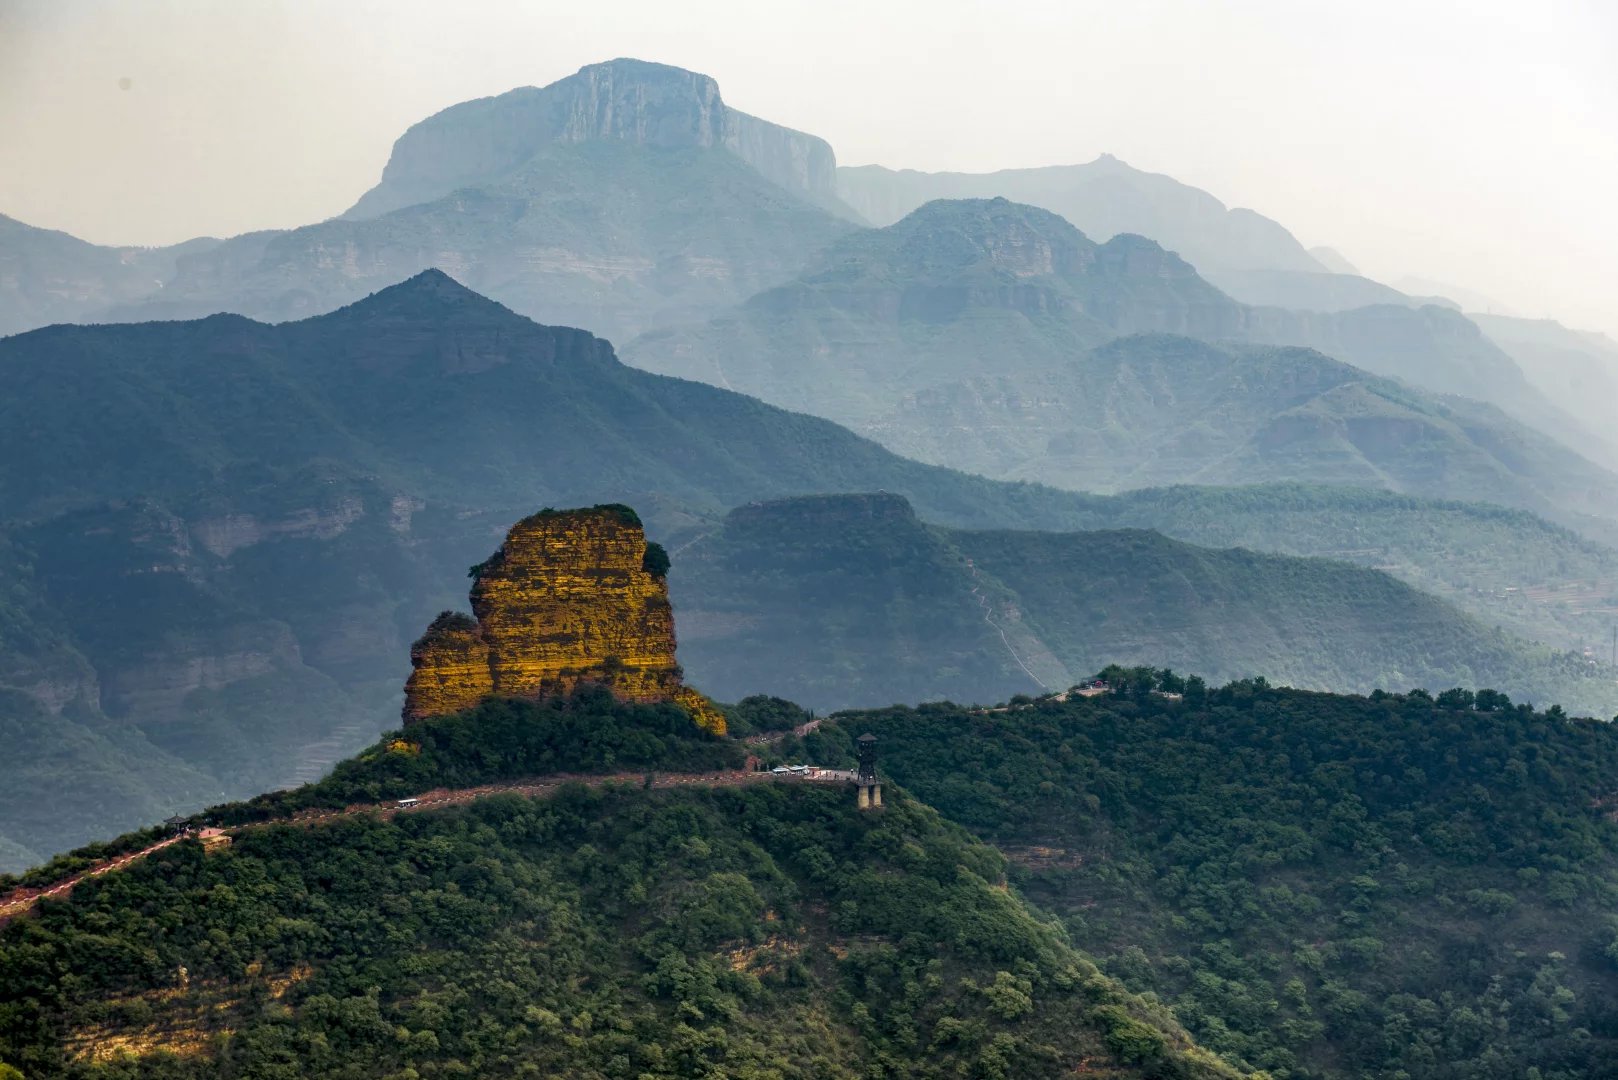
0,694,1239,1080
794,678,1618,1078
672,494,1617,716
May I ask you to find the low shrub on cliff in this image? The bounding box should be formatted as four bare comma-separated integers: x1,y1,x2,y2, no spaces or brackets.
641,539,670,578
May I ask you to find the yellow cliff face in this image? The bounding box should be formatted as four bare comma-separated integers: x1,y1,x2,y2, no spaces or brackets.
402,612,493,722
471,509,679,701
403,506,724,734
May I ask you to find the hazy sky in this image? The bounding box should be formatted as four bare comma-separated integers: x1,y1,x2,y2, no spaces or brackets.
2,0,1614,336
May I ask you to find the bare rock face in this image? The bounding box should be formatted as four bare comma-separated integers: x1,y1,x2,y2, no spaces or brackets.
346,58,841,221
402,612,493,722
402,505,724,734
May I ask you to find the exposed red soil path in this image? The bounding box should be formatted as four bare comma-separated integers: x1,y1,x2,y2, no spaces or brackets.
0,767,856,928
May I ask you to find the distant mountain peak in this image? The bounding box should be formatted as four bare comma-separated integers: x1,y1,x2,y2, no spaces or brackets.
836,157,1329,274
805,197,1093,285
323,269,517,321
344,57,844,221
299,271,611,378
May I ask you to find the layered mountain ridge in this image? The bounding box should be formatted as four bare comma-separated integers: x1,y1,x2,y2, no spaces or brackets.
626,198,1618,529
0,214,222,338
836,154,1325,274
4,272,1617,868
4,56,1609,477
671,492,1615,714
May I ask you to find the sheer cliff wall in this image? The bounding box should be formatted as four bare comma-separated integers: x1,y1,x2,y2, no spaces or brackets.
403,506,724,734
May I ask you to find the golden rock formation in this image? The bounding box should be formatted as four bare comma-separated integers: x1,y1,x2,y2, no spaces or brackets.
403,612,493,721
403,505,724,734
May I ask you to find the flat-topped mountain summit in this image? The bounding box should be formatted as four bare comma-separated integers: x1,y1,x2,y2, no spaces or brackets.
87,60,857,340
347,57,848,219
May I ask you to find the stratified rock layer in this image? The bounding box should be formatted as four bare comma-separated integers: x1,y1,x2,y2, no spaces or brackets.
403,506,724,734
403,613,493,721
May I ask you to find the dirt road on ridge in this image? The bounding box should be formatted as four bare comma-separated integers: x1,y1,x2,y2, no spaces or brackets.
0,766,856,927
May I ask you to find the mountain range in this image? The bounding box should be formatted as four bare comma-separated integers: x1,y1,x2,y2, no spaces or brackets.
626,198,1618,532
672,492,1611,713
4,58,1611,479
5,49,1618,1080
833,159,1618,463
3,275,1613,869
4,55,1618,881
0,270,1098,867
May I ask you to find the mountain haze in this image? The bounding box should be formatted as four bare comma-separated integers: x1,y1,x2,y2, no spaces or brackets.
1472,313,1618,465
822,185,1598,456
3,59,1596,468
0,214,222,338
5,272,1617,870
836,155,1325,275
627,199,1618,531
672,493,1613,713
27,60,856,345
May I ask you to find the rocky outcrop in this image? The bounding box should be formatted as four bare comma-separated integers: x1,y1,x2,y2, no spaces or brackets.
403,612,493,721
346,58,842,221
403,505,724,733
722,109,839,210
193,497,366,559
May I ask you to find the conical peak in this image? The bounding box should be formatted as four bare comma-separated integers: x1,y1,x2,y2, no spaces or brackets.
311,269,523,326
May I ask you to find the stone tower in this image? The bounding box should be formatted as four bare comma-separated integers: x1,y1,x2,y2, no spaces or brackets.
856,733,882,810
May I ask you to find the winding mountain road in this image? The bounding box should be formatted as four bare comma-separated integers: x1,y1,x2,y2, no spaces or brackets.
0,766,858,928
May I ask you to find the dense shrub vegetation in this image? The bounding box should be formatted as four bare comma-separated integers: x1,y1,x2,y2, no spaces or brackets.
205,686,745,825
800,673,1618,1078
15,670,1618,1078
0,768,1235,1078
